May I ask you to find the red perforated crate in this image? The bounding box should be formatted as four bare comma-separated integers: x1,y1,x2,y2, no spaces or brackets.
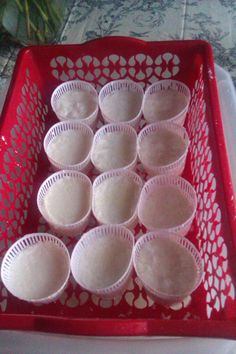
1,37,236,339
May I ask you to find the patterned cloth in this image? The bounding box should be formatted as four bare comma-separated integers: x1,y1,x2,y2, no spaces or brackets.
0,0,236,85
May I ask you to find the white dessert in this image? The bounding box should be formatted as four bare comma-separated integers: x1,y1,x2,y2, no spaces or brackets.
143,90,188,122
93,175,140,224
7,242,69,300
136,237,198,295
55,91,97,120
139,129,186,167
47,130,91,166
92,132,136,171
102,91,142,122
44,176,91,225
140,185,193,229
78,236,131,289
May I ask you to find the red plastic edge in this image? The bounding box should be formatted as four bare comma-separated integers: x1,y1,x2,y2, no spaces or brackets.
1,314,236,339
201,42,236,252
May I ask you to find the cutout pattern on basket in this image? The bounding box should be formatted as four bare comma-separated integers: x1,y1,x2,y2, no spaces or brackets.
0,69,48,254
187,65,235,318
50,52,180,86
0,70,49,312
154,52,180,78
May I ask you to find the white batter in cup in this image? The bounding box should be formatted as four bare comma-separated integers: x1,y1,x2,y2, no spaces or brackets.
51,79,99,128
44,121,93,173
99,79,144,130
71,224,134,299
92,169,143,229
133,231,203,305
37,170,92,237
137,121,190,176
138,175,197,236
91,123,137,173
1,233,70,304
143,79,191,125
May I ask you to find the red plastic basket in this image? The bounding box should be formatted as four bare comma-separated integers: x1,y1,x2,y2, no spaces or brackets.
1,37,236,339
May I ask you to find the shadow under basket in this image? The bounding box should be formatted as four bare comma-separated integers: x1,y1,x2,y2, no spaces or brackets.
0,37,236,339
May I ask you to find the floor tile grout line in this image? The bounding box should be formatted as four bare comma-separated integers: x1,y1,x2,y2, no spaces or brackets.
59,0,77,43
180,0,188,40
0,45,19,79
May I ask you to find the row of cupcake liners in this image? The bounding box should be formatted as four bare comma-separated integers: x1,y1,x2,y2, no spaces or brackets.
44,120,190,177
1,77,202,309
36,169,197,238
51,78,191,130
48,78,199,304
47,78,194,237
1,171,201,306
1,226,203,306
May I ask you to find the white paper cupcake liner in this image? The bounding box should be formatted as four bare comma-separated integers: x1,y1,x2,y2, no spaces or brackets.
98,79,144,130
37,170,92,237
51,79,98,128
44,121,93,173
71,224,134,298
143,79,191,125
91,123,137,173
138,175,197,236
92,169,143,229
133,231,203,305
137,121,190,176
1,233,70,304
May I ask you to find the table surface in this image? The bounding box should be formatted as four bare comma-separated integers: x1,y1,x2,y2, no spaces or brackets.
0,0,236,88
